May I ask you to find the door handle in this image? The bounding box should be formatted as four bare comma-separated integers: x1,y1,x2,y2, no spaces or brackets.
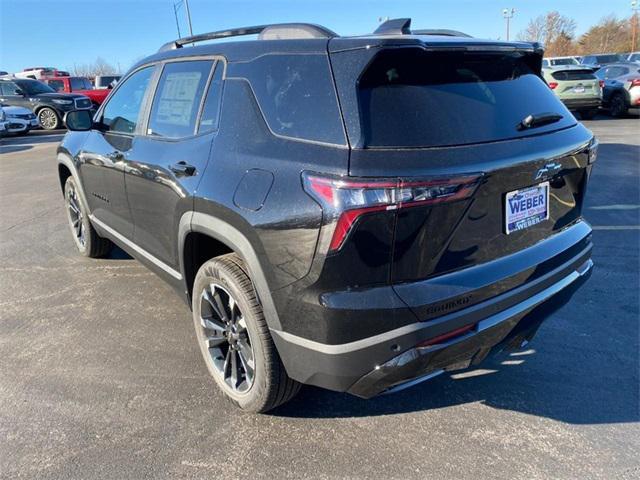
107,151,125,161
170,161,197,177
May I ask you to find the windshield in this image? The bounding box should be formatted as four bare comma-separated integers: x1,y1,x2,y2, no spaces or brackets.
16,80,55,95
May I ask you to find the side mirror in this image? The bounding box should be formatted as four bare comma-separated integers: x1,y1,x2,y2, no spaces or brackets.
14,89,24,96
65,110,94,131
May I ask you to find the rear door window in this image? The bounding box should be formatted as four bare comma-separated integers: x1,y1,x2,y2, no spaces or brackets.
147,60,213,138
358,49,576,148
197,62,224,134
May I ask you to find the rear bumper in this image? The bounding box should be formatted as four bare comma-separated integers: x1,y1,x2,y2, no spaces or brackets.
272,222,593,396
348,258,591,398
562,98,601,110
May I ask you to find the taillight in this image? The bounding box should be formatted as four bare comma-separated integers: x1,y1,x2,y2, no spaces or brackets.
630,78,640,87
548,82,558,90
598,80,604,89
303,172,482,253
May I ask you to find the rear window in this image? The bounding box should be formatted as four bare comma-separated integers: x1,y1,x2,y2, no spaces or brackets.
70,77,92,90
550,58,578,66
358,49,575,148
551,70,596,81
596,55,622,63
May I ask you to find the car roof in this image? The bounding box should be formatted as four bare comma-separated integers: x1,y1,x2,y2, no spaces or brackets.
133,18,540,69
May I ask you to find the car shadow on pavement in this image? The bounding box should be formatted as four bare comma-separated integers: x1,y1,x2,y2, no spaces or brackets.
271,347,639,425
0,144,33,154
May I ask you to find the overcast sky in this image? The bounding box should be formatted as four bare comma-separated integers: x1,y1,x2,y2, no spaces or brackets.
1,0,636,74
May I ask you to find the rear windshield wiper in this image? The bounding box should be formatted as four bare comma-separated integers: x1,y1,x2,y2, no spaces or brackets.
517,112,564,131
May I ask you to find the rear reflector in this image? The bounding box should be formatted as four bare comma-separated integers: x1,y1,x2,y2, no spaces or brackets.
417,323,476,347
548,82,558,90
303,172,482,252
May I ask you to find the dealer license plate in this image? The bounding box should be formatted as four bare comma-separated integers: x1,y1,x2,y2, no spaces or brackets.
505,182,549,234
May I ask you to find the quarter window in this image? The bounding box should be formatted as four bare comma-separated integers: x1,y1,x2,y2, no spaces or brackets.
148,60,213,138
102,66,154,134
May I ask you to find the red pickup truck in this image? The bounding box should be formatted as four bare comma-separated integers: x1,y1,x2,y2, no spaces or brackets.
40,76,110,107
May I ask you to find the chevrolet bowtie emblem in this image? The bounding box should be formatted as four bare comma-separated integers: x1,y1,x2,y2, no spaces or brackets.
535,162,561,180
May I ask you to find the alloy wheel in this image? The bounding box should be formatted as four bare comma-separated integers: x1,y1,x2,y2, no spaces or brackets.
199,283,255,393
38,109,57,129
66,183,85,247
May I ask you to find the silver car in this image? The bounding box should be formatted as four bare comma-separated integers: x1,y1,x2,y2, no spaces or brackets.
595,62,640,116
0,105,39,134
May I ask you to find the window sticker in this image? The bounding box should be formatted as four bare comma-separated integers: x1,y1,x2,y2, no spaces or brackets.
156,71,202,127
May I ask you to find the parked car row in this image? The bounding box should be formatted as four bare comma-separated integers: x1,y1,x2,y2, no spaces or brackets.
542,60,640,118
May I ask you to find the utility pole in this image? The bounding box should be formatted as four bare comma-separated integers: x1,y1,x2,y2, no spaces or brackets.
632,1,639,52
502,8,515,41
184,0,194,37
173,1,182,37
172,0,193,38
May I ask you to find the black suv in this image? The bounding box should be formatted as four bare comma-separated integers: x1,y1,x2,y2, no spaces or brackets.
58,19,596,412
0,78,92,130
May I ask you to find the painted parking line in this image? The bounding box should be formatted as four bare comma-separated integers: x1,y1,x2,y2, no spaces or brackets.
589,204,640,210
591,225,640,230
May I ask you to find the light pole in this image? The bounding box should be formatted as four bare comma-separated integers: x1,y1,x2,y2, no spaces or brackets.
502,8,515,41
632,1,639,52
173,1,182,37
184,0,194,37
172,0,193,38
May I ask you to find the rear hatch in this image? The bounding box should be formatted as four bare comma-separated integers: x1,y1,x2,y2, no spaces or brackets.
548,68,601,100
328,38,593,285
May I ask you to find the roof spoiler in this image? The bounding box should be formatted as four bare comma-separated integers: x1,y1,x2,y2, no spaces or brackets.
374,18,472,38
158,23,337,52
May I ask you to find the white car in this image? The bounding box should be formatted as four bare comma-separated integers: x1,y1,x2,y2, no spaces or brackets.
0,105,39,135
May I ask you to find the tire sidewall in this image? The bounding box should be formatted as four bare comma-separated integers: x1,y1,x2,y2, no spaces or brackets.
192,260,269,410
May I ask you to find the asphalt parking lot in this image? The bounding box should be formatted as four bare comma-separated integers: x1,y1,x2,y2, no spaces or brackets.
1,116,639,480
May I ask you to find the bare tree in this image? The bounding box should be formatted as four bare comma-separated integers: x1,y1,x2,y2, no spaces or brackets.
577,15,637,54
69,57,116,77
517,11,577,56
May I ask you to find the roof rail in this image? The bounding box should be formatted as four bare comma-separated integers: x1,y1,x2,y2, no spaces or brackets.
373,18,412,35
412,29,472,38
158,23,337,52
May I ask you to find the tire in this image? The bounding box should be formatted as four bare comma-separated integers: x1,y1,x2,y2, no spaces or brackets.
192,253,300,413
609,93,628,118
64,176,112,258
38,107,61,130
579,109,598,120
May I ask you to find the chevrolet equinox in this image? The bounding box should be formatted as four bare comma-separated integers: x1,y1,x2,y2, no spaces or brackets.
58,19,596,412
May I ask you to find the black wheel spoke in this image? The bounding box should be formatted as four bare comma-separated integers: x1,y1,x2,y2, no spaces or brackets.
230,350,239,388
212,290,229,322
